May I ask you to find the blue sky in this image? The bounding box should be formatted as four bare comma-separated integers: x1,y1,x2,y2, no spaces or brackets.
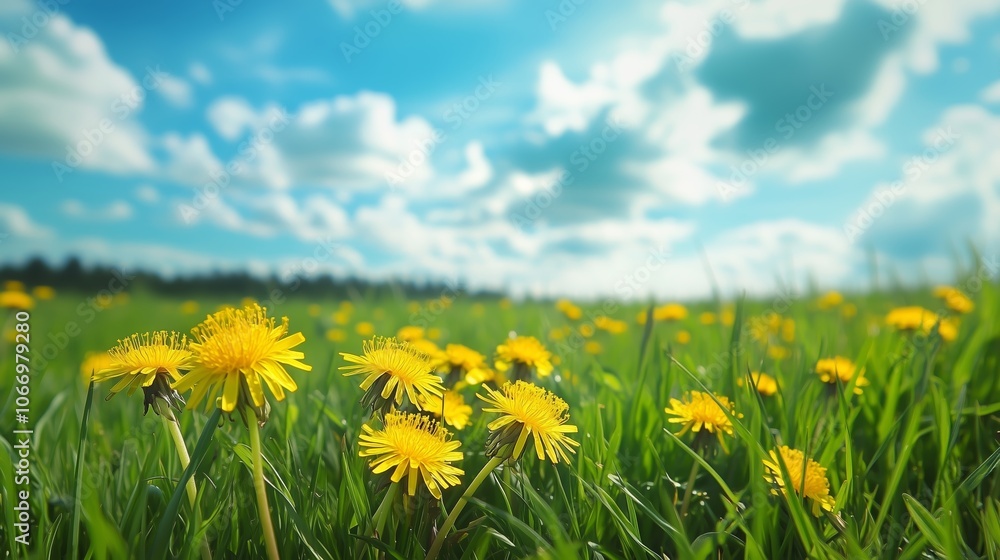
1,0,998,300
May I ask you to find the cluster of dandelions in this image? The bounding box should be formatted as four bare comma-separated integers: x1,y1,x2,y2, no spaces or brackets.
339,332,578,559
89,303,311,560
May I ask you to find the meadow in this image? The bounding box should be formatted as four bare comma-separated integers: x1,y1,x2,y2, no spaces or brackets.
1,261,999,560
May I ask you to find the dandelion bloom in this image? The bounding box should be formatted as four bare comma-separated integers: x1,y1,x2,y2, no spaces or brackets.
738,372,778,396
885,306,958,341
341,336,443,414
325,328,346,342
410,338,448,370
0,290,34,310
933,286,974,314
817,291,843,310
180,300,199,315
443,343,494,385
763,446,837,516
94,331,192,417
420,390,473,430
355,321,375,337
767,346,790,361
495,336,554,379
699,312,717,325
584,340,604,355
396,325,425,341
594,316,628,334
555,299,583,320
675,330,691,345
31,285,55,300
359,412,463,499
80,351,114,385
174,303,312,413
653,303,688,322
814,356,868,394
841,303,857,319
664,391,741,451
479,381,579,464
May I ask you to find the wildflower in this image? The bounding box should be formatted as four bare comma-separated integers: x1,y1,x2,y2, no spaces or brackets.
885,306,958,341
396,325,425,341
664,391,741,452
427,327,442,340
180,300,199,315
781,318,795,343
814,356,867,394
579,323,595,337
699,312,717,325
495,335,554,380
675,330,691,345
94,331,191,418
325,328,346,342
80,351,115,385
654,303,688,322
420,390,473,430
499,298,512,310
841,303,857,319
358,412,463,499
332,310,350,325
584,340,603,354
738,371,778,396
409,338,448,369
721,307,735,326
933,286,974,314
594,316,628,334
341,336,443,415
817,291,843,310
355,321,375,337
3,280,24,291
0,290,34,310
555,299,583,320
174,303,311,420
479,381,578,464
443,343,493,386
767,345,790,361
763,446,837,516
31,286,55,300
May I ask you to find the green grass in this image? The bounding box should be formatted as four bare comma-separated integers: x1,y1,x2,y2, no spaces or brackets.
1,268,999,559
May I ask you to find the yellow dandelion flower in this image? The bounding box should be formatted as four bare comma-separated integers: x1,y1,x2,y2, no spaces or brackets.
721,307,735,326
579,323,595,338
478,381,579,464
817,291,843,310
173,303,312,414
555,299,583,320
339,300,354,312
359,412,463,499
332,310,351,325
654,303,688,322
699,312,717,325
675,330,691,345
31,286,55,300
584,340,603,355
781,318,795,343
409,338,448,369
93,331,192,417
396,325,425,341
180,300,199,315
886,306,957,341
498,298,512,310
495,336,554,379
80,351,115,385
767,345,790,361
594,316,627,334
0,290,34,310
3,280,25,291
340,336,443,414
407,301,421,313
355,321,375,337
841,303,857,319
443,344,493,385
763,446,837,516
427,327,442,340
738,371,778,396
420,390,473,430
933,287,973,314
814,356,867,394
664,391,741,452
325,328,346,342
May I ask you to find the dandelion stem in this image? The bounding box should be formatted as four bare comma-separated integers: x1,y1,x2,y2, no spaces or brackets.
426,456,504,560
680,458,701,518
248,419,280,560
162,415,212,560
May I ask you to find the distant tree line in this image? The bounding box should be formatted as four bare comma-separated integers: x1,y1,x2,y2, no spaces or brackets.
0,256,500,300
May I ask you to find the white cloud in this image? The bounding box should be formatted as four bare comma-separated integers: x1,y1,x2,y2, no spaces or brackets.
157,73,193,107
136,184,160,203
0,5,154,174
189,62,211,85
207,92,436,191
0,203,52,238
160,133,225,186
981,80,1000,104
59,199,134,221
731,0,846,39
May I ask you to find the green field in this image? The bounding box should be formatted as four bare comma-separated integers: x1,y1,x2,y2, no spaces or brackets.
2,268,999,559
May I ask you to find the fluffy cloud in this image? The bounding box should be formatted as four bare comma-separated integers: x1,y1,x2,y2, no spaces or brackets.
0,203,52,238
60,199,134,221
205,92,435,191
0,2,154,174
